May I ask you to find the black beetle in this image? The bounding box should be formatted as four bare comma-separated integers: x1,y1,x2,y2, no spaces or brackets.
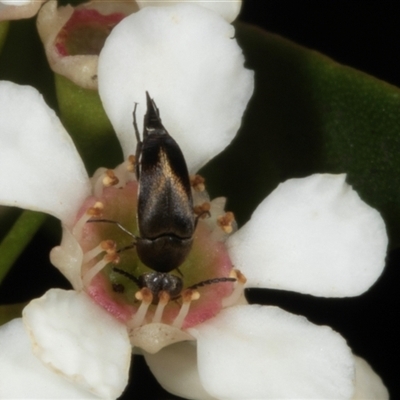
91,93,234,299
91,92,195,297
133,92,195,273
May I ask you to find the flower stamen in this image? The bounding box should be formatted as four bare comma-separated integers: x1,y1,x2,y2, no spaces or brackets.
222,269,247,307
130,288,153,328
111,157,136,186
92,160,137,197
194,202,211,219
172,289,200,329
190,174,206,192
217,211,236,234
152,291,170,323
102,169,119,187
83,252,119,287
73,201,104,239
83,239,116,264
126,155,136,173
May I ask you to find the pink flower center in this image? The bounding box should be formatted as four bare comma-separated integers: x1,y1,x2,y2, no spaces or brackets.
55,9,125,56
76,179,236,330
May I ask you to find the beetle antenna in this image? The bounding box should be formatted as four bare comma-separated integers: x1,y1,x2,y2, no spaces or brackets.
88,218,136,241
132,102,140,144
112,267,140,286
187,277,236,291
133,101,143,179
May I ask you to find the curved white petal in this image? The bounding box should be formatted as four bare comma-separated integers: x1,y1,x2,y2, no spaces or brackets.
352,356,389,399
0,81,91,226
22,289,131,399
228,174,388,297
50,225,84,290
1,0,31,4
0,0,45,21
136,0,242,23
131,323,194,354
37,1,138,90
189,304,355,399
144,342,216,400
0,318,100,399
98,4,254,173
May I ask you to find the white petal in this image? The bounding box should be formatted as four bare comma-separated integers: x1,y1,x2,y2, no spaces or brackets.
189,304,355,399
50,225,84,290
144,342,216,400
136,0,242,23
131,323,194,354
228,174,388,297
0,318,100,399
352,356,389,399
0,81,91,225
98,4,254,173
22,289,131,399
37,1,138,90
1,0,31,5
36,1,98,90
0,0,45,21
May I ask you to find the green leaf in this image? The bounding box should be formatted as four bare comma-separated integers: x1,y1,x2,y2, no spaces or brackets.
203,22,400,248
0,302,27,326
55,74,123,175
0,21,9,54
0,210,47,284
0,18,57,109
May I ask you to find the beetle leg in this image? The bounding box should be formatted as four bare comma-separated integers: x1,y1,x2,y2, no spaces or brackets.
133,101,142,179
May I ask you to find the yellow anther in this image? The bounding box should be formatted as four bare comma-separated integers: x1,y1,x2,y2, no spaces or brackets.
127,155,136,172
190,174,206,192
135,287,153,304
194,202,211,219
230,268,247,285
102,170,119,187
217,211,235,234
100,240,117,254
87,201,104,217
182,289,200,302
158,291,171,305
222,269,247,308
104,253,120,264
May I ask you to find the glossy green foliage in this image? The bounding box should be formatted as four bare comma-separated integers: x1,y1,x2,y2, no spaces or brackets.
0,21,9,53
55,74,123,175
203,22,400,247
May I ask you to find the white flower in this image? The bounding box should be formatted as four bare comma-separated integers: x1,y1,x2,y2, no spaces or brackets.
36,0,240,89
0,4,389,399
0,0,45,21
136,0,242,23
36,0,139,90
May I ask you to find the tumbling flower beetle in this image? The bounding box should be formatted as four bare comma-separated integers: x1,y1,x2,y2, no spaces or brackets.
133,92,195,273
91,92,234,299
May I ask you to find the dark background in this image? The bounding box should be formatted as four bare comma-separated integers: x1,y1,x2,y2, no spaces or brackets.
0,1,398,399
238,2,399,400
